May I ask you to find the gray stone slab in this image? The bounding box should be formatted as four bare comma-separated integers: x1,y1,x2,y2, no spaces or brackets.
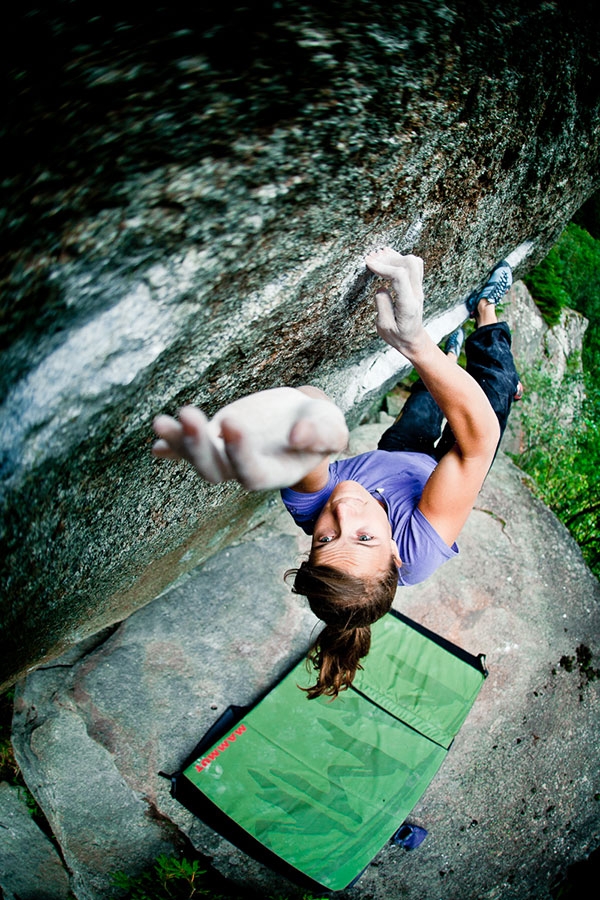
12,451,600,900
0,781,70,900
10,287,600,898
353,453,600,900
168,455,600,900
10,706,184,900
12,532,317,899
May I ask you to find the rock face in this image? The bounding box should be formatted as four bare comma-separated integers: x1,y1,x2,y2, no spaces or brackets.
2,1,600,686
507,284,589,384
0,782,71,900
9,283,599,898
501,280,589,452
11,443,600,900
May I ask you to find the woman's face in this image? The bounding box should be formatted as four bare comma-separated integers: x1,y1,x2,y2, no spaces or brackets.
311,481,401,578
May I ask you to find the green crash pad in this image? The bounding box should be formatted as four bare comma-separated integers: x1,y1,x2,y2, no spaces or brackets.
170,611,486,891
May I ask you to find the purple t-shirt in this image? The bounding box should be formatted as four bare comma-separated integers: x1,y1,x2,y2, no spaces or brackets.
280,450,458,586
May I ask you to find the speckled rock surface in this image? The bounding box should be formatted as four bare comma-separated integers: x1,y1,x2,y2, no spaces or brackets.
2,1,600,686
11,449,600,900
0,781,71,900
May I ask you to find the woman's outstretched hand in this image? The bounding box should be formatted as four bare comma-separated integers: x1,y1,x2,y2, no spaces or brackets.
152,387,348,491
365,248,425,355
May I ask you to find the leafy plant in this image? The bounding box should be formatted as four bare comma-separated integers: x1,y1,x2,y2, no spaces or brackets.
524,249,570,325
525,221,600,373
111,856,331,900
514,215,600,580
510,363,600,580
112,855,210,900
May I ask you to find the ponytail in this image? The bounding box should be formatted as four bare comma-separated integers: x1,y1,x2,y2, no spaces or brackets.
285,558,398,700
304,623,372,700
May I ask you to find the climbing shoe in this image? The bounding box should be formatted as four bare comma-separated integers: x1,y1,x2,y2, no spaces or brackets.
466,260,513,318
443,327,464,357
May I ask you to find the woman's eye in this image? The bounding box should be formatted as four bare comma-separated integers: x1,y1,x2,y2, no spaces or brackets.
318,536,333,543
358,534,373,542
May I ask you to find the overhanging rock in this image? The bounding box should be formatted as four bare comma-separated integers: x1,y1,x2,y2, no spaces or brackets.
2,1,600,686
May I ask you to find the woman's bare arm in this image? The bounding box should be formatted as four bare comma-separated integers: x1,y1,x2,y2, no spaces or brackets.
365,248,499,545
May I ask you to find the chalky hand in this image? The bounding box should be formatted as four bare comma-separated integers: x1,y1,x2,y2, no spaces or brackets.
152,387,348,491
365,248,425,354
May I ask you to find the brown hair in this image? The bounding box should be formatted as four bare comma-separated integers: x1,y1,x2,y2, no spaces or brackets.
285,558,399,700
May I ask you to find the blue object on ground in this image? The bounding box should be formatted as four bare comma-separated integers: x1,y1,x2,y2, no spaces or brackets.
392,823,429,850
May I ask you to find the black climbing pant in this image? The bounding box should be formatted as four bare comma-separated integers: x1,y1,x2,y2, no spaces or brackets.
377,322,520,462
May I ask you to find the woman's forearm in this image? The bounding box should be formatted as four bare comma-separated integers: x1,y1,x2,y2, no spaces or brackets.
364,249,499,462
400,329,499,460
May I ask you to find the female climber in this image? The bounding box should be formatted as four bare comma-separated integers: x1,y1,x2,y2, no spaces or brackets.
152,248,521,700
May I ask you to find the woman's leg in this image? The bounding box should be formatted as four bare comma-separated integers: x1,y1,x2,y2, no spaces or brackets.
377,330,463,455
377,378,444,455
435,299,521,461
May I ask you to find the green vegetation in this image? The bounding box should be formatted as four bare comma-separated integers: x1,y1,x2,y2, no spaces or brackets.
524,219,600,373
516,211,600,580
0,686,45,822
524,246,571,326
111,856,211,900
0,688,19,783
111,857,326,900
